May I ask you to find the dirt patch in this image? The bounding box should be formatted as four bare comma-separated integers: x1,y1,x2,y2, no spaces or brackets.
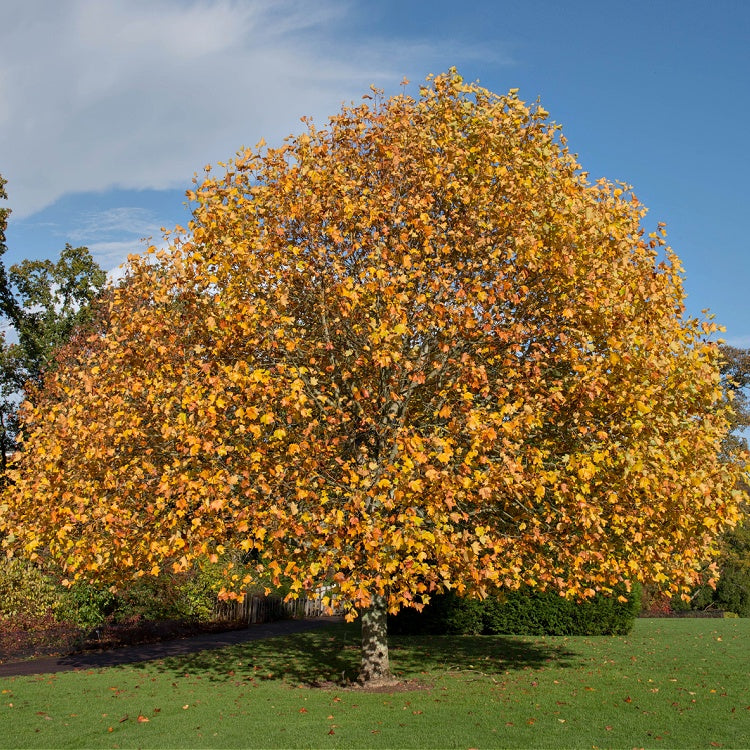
312,677,432,693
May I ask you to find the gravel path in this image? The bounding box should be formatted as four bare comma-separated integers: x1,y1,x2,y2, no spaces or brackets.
0,616,343,678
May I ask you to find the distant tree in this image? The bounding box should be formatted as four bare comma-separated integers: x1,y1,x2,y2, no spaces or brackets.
719,344,750,453
4,244,107,385
0,176,106,469
2,72,745,684
681,344,750,615
0,175,13,319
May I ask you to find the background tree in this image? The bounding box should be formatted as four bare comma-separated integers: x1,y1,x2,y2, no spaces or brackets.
2,72,745,685
0,177,106,468
719,344,750,454
0,174,14,467
677,344,750,615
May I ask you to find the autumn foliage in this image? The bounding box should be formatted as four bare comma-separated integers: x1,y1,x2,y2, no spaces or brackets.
1,72,745,680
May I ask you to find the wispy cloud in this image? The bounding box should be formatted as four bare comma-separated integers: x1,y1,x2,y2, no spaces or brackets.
48,206,168,269
0,0,501,219
89,239,156,271
67,207,166,244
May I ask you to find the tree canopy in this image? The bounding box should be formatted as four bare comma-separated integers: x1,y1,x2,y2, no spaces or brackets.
2,72,745,683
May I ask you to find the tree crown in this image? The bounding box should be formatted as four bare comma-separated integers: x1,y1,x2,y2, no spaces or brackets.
2,72,745,617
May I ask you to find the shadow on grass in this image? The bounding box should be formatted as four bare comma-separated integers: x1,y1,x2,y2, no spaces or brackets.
389,632,580,678
125,623,581,686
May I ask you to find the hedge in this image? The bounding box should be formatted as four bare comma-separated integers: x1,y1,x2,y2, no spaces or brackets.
389,585,641,636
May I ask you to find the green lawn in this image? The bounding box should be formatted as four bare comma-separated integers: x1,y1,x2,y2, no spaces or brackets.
1,618,748,749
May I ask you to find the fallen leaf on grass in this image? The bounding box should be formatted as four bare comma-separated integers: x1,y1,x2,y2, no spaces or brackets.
137,715,149,723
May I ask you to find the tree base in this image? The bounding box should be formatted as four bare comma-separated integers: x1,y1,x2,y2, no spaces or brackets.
357,673,400,689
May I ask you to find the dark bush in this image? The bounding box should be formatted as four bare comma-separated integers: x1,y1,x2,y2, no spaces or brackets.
389,584,640,636
387,593,457,635
713,563,750,617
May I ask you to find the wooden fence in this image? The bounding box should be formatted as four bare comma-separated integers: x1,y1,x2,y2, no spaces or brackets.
213,591,340,624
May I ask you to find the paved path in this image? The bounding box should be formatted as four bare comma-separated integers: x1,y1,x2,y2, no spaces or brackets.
0,616,343,678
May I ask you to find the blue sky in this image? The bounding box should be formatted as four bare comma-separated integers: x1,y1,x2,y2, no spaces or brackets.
1,0,748,344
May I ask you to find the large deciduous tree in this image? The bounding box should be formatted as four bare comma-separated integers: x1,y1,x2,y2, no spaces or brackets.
2,72,745,684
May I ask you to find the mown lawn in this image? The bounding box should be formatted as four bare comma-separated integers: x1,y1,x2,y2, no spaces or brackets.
1,618,748,749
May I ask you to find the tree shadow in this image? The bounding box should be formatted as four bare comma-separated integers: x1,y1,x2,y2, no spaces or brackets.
389,633,580,679
121,623,581,686
119,625,360,685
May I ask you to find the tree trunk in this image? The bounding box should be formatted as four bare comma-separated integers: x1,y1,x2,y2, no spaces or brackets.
359,594,396,685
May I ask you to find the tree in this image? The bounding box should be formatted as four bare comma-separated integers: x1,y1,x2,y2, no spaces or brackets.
0,174,15,467
0,177,106,468
2,72,745,684
719,344,750,454
681,344,750,614
3,244,107,384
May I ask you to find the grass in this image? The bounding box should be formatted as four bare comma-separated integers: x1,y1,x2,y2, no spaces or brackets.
0,618,748,749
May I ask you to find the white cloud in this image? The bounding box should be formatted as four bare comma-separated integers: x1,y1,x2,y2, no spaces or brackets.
68,207,165,240
50,206,167,269
0,0,497,219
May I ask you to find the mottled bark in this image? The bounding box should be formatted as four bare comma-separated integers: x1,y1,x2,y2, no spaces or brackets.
359,594,396,685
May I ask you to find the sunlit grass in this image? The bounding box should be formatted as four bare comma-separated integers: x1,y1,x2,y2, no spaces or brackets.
1,618,748,748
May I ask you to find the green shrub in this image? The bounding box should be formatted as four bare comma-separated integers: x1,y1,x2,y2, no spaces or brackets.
107,565,225,624
0,558,60,619
57,583,116,630
0,554,232,641
173,563,227,621
389,584,640,636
